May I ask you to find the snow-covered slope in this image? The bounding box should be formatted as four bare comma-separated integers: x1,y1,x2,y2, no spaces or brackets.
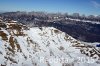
65,18,100,24
0,26,100,66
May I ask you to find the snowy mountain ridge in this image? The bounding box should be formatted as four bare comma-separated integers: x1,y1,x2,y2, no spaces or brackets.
0,21,100,66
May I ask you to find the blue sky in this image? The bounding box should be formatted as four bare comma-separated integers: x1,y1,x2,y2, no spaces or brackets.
0,0,100,15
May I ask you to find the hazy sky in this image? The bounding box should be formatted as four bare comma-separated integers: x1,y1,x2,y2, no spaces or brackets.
0,0,100,15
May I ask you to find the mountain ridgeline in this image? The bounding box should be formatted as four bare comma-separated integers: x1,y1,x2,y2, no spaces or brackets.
0,11,100,42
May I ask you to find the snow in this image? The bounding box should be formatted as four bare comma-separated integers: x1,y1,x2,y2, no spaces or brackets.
0,27,100,66
66,17,100,24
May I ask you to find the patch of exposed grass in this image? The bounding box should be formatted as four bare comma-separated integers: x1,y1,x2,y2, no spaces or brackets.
9,36,15,49
0,31,8,40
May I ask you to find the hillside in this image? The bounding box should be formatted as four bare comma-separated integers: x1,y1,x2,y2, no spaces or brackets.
1,12,100,42
0,21,100,66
